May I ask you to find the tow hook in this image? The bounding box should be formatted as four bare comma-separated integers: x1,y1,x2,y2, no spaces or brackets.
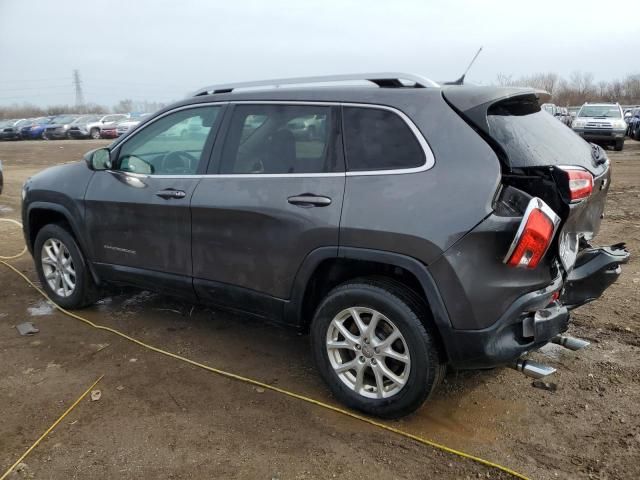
510,359,556,379
551,335,590,351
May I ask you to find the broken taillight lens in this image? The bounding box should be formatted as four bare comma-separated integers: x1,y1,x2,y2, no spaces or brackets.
560,167,593,202
504,198,560,269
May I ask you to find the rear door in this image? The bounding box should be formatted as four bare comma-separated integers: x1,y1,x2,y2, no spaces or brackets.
84,104,224,297
190,103,345,316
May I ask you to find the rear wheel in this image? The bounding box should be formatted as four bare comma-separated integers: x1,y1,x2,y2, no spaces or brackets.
311,278,443,418
34,224,99,309
90,128,101,140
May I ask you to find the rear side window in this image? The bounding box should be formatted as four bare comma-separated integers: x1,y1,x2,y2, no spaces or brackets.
220,104,340,174
342,107,424,171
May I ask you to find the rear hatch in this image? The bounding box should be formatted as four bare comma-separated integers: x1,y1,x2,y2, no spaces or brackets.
443,86,611,273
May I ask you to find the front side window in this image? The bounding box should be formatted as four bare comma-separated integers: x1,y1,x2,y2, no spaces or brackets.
220,104,338,174
342,107,424,171
116,106,220,175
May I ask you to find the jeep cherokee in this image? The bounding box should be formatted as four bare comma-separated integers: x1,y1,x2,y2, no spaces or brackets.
21,73,629,418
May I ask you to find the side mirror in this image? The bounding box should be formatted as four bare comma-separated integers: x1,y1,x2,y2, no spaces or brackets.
84,148,112,171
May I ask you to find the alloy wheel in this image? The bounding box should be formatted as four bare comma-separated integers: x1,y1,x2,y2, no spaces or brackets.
41,238,76,297
326,307,411,399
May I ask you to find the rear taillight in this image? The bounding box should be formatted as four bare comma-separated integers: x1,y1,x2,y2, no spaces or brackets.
560,167,593,202
504,198,560,269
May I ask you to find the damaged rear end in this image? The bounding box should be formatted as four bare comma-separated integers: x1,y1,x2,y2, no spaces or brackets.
435,86,629,371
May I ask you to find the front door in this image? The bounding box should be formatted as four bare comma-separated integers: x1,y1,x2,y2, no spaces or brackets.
84,104,224,297
191,103,345,316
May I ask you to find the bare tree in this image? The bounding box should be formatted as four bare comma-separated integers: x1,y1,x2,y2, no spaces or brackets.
113,99,134,113
495,73,514,87
597,80,608,99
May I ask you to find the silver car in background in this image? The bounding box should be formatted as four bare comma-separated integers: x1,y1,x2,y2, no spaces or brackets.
571,103,627,151
115,113,151,137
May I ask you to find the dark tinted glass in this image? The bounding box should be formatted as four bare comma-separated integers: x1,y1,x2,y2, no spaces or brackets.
220,104,338,174
342,107,424,171
487,98,592,169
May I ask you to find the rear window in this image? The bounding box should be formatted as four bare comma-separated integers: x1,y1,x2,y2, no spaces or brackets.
342,107,424,171
487,97,592,168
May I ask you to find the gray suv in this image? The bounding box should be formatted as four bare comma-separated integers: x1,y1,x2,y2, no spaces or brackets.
21,73,629,418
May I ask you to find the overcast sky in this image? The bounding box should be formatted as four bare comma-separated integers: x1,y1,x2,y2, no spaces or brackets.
0,0,636,108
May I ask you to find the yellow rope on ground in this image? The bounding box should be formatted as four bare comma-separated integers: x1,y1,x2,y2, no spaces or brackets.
0,218,27,260
0,375,103,480
0,223,532,480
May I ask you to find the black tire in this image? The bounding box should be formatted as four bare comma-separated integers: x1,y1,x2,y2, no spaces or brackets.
34,224,99,309
614,138,624,151
310,278,444,418
41,131,48,140
90,128,101,140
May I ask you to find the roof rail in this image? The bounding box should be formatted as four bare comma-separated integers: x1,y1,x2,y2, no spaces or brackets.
192,72,440,96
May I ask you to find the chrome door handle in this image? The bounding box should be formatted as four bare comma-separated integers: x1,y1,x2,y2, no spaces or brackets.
155,189,186,199
287,194,332,207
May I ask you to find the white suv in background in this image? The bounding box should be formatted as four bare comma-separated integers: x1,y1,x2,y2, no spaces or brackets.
571,103,627,151
68,114,129,140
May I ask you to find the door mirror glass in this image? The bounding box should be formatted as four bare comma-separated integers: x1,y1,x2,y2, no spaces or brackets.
85,148,112,170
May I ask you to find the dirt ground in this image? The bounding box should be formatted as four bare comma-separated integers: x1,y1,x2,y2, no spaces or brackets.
0,138,638,480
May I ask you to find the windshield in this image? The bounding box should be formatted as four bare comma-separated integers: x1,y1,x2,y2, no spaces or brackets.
578,105,621,118
52,115,77,124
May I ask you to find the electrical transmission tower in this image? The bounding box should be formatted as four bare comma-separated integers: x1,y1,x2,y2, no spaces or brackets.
73,69,85,106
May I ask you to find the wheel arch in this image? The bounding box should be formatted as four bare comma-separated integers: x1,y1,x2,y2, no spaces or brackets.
286,247,453,360
26,202,100,284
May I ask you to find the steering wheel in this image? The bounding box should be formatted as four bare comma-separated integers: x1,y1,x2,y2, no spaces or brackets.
162,151,197,174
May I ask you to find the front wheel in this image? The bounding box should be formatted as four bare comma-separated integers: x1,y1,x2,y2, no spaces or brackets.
90,128,101,140
614,138,624,151
34,224,99,309
311,279,444,418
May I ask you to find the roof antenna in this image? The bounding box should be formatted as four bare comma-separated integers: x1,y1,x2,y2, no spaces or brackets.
445,47,483,85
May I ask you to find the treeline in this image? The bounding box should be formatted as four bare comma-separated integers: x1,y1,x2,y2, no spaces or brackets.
0,99,168,120
3,73,639,119
496,72,640,106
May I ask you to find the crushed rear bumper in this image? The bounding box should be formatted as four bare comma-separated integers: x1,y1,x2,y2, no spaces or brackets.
444,243,629,369
561,243,630,309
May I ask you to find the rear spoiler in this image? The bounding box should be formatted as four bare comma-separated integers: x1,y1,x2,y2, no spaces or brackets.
442,86,550,114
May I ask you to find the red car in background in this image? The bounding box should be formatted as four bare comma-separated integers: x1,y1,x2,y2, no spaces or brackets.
100,124,119,138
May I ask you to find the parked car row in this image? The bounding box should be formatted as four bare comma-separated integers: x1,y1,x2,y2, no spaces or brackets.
541,103,572,126
0,113,151,141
